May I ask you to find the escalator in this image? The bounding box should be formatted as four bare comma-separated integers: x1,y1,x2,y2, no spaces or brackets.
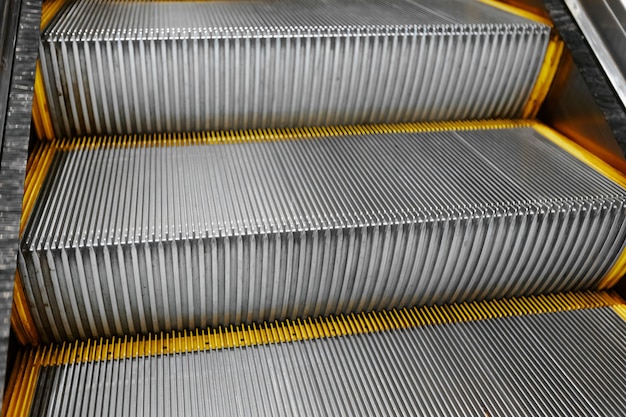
2,0,626,415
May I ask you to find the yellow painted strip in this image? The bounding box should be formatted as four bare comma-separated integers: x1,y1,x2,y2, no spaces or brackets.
11,274,40,346
611,305,626,322
532,122,626,189
531,122,626,289
21,140,57,234
33,63,55,140
33,0,68,140
4,352,27,417
599,252,626,290
6,349,42,417
12,140,58,345
41,0,68,30
478,0,563,118
7,288,613,417
2,351,24,417
17,349,44,417
522,35,564,118
31,93,44,140
478,0,553,26
16,290,620,367
48,119,531,152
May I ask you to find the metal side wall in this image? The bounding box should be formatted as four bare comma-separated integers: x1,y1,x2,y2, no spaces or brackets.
0,0,42,410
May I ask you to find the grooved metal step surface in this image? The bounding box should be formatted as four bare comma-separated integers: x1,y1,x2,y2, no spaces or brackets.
39,0,550,136
15,305,626,417
17,122,626,342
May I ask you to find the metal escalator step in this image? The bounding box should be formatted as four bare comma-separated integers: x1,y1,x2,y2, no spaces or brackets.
16,121,626,343
37,0,555,137
6,291,626,416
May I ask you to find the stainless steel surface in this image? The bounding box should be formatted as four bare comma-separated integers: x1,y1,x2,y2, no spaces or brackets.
562,0,626,107
0,0,21,152
39,0,550,137
0,0,42,407
27,307,626,416
18,126,626,342
540,50,626,165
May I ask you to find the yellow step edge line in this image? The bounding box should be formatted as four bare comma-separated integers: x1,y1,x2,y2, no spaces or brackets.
478,0,554,27
13,142,58,345
531,122,626,289
601,257,626,290
21,142,57,234
33,63,55,140
11,274,41,346
33,0,69,140
609,293,626,321
478,0,563,119
1,350,24,417
522,35,564,119
48,119,531,152
612,304,626,322
40,291,626,364
41,0,68,29
6,291,624,415
5,349,39,417
532,122,626,190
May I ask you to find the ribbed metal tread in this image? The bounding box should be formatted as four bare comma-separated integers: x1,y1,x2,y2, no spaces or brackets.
16,121,626,343
37,0,552,137
6,291,626,417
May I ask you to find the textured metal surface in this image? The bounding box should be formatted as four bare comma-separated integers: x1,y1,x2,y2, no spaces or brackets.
544,0,626,155
561,0,626,108
24,306,626,416
0,0,42,409
540,50,626,168
18,125,626,342
38,0,551,137
0,0,21,153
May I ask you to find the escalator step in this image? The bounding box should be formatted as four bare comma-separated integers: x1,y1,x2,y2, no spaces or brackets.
37,0,555,137
6,291,626,417
16,120,626,343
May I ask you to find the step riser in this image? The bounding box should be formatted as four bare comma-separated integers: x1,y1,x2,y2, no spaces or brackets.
19,208,626,342
38,0,551,137
18,124,626,342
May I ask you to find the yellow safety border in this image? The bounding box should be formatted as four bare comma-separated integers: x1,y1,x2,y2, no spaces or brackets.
32,0,68,140
532,122,626,189
611,293,626,321
3,350,40,417
522,35,564,118
612,304,626,322
41,0,67,28
11,142,58,345
532,122,626,290
479,0,553,27
21,141,58,234
11,276,40,346
50,119,532,151
4,290,626,417
32,63,55,140
15,291,626,363
479,0,564,119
